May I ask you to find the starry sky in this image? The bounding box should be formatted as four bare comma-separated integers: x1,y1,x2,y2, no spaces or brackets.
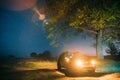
0,0,96,58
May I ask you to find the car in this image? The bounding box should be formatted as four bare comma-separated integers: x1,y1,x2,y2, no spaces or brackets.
57,52,96,76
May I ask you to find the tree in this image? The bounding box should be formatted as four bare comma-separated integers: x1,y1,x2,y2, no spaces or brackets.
30,52,38,58
44,0,120,59
42,50,51,60
9,55,15,58
106,42,119,55
38,50,52,60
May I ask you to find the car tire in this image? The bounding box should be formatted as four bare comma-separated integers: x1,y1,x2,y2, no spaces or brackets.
57,58,62,71
88,69,95,73
64,66,80,77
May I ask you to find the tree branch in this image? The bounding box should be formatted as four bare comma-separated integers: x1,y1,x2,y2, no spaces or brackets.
77,27,98,34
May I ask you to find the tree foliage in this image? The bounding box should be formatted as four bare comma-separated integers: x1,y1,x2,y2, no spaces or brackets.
45,0,120,44
44,0,120,59
30,52,37,58
106,42,120,55
30,51,52,60
39,50,51,60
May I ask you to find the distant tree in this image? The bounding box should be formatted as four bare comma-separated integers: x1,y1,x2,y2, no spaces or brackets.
9,55,15,58
38,53,44,59
38,53,42,57
106,42,120,55
38,50,52,60
42,50,51,60
30,52,38,58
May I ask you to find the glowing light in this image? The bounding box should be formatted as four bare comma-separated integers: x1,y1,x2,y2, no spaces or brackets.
65,57,70,62
39,14,45,20
91,60,95,65
76,60,83,66
32,7,45,20
43,19,49,25
45,21,49,25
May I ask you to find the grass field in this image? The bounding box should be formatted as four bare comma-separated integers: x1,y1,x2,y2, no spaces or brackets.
0,58,120,80
96,59,120,72
0,58,65,80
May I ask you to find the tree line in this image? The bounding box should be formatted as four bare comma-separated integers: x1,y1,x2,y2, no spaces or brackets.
30,50,55,60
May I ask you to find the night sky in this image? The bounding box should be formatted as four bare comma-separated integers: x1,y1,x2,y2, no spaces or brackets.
0,0,96,58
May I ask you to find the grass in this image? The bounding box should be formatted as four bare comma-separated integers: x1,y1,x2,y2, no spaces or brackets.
0,58,120,80
96,59,120,72
0,58,57,71
0,58,63,80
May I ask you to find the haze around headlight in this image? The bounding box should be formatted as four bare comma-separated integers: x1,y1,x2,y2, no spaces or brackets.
76,60,83,66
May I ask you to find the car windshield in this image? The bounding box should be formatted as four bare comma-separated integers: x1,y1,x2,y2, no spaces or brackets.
65,52,88,59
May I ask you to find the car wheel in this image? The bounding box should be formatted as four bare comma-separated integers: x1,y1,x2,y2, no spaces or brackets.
64,66,80,77
57,52,67,72
57,58,62,71
88,69,95,73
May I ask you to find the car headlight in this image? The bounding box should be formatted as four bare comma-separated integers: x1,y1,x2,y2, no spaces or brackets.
65,57,70,62
91,60,95,65
76,60,83,66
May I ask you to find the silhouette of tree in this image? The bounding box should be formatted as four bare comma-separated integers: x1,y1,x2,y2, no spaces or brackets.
38,53,44,59
38,50,52,60
30,52,38,58
9,55,15,58
106,42,120,55
42,50,51,60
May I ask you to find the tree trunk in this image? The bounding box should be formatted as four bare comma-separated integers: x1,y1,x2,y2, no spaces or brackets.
96,30,104,59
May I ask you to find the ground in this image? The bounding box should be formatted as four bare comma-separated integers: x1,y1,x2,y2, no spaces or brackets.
0,58,120,80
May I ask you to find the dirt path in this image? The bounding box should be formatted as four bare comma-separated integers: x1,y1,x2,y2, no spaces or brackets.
1,68,120,80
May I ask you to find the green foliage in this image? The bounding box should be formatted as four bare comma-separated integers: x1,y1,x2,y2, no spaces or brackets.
106,42,120,55
44,0,120,46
